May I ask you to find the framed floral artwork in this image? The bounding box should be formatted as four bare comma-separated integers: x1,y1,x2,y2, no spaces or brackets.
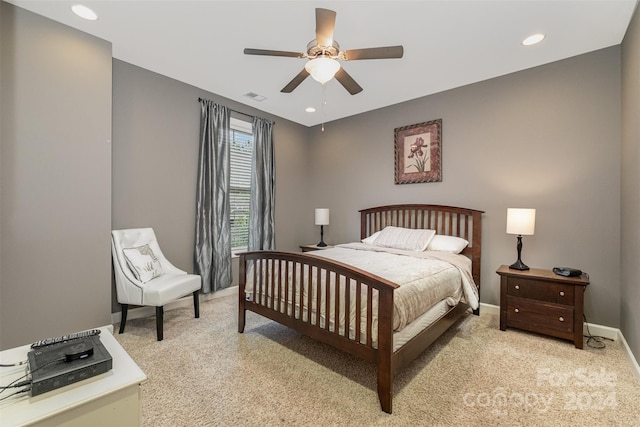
394,119,442,184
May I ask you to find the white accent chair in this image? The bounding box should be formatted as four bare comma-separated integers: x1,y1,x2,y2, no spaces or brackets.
111,228,201,341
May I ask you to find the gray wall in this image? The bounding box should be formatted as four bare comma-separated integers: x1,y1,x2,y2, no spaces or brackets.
111,60,311,310
1,2,113,349
306,47,622,329
621,4,640,363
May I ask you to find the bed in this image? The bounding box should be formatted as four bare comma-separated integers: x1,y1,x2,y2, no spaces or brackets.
238,204,483,413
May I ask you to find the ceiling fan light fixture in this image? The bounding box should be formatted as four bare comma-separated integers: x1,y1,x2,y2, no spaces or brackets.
244,8,402,95
305,57,340,84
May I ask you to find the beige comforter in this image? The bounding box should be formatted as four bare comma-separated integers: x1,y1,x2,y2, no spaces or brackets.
313,243,478,330
245,243,479,333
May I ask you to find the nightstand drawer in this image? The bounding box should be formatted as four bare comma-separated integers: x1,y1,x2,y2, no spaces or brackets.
506,278,575,305
507,296,574,333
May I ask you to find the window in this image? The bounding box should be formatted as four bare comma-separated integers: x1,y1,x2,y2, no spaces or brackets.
230,118,253,253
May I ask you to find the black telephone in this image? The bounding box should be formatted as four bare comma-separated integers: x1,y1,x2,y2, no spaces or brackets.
552,267,582,277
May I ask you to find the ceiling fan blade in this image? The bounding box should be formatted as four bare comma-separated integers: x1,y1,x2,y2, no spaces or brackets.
334,68,363,95
341,46,404,60
281,68,310,93
244,48,304,58
315,8,336,47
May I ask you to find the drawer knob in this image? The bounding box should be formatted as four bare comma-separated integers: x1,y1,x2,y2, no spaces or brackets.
559,291,565,297
559,316,565,322
514,308,519,313
514,285,520,290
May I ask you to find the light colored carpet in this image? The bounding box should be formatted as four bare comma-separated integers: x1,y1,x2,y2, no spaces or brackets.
114,293,640,426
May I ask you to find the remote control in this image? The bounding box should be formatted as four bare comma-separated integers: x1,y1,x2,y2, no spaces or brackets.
30,329,101,349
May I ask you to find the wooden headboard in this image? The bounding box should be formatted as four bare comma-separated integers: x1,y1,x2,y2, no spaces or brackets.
359,204,484,292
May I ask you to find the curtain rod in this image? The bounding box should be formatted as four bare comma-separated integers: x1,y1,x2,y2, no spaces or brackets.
197,97,258,121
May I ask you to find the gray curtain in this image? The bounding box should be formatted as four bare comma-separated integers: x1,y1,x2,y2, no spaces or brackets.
248,117,276,251
195,99,232,293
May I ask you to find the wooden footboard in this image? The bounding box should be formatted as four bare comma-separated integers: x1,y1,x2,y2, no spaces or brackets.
238,204,483,413
238,251,399,412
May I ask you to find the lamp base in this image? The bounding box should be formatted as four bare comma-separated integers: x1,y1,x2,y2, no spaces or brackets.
509,259,529,270
317,224,327,247
509,235,529,270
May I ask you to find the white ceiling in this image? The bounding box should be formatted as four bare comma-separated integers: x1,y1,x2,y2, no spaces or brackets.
7,0,638,127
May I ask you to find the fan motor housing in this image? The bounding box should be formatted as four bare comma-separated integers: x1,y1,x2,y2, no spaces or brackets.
307,39,340,58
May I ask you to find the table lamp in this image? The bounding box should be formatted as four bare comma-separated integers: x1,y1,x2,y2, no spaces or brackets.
506,208,536,270
315,208,330,247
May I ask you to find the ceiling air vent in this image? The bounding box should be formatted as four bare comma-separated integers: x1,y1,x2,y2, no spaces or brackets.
244,92,266,102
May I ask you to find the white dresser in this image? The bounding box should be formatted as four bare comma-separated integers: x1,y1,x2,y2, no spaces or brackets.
0,327,146,427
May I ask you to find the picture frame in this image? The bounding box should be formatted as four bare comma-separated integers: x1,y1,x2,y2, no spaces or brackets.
394,119,442,184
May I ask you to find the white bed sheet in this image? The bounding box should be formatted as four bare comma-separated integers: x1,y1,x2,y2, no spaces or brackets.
392,298,454,352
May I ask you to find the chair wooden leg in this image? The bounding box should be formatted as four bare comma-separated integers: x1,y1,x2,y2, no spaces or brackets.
156,306,164,341
119,304,128,334
193,291,200,318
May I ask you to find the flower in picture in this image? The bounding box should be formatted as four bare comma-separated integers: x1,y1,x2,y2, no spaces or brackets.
407,136,429,172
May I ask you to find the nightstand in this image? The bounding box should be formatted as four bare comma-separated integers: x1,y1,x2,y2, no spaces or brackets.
497,265,589,349
300,244,333,252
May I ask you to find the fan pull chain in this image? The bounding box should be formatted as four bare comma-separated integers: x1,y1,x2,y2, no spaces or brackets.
321,83,327,132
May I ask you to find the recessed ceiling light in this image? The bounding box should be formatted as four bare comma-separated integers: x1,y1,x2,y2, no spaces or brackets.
71,4,98,21
305,107,316,113
522,33,545,46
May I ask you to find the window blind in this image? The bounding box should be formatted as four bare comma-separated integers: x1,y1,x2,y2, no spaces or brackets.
229,122,253,252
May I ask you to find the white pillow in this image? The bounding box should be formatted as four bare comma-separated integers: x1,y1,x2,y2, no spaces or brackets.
370,226,436,251
427,235,469,254
361,231,381,244
122,244,164,283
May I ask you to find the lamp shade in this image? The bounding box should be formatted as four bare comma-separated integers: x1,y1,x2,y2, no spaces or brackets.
305,57,340,84
315,208,330,226
506,208,536,235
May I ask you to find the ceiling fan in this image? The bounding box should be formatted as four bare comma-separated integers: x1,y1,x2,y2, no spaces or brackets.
243,8,404,95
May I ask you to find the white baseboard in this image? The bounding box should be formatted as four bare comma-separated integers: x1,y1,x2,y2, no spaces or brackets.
583,322,619,341
110,285,238,325
481,303,640,380
618,330,640,381
479,302,500,316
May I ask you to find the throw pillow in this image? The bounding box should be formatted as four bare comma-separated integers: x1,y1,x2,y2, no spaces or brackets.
122,244,164,283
